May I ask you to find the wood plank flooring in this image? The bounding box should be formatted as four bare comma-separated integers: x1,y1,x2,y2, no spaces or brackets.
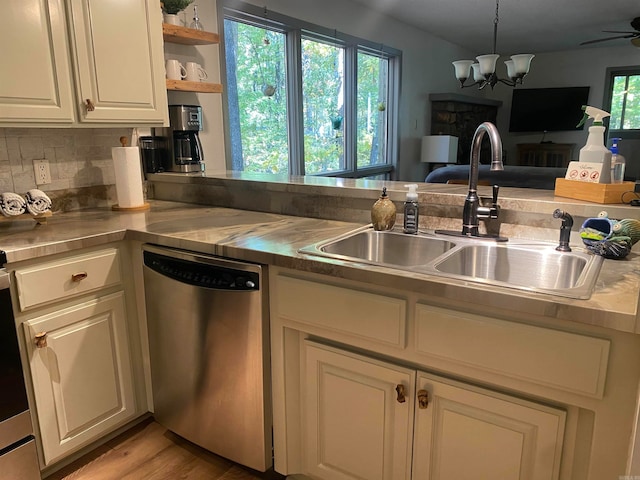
46,418,285,480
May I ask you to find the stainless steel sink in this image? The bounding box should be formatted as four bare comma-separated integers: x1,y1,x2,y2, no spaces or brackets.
432,244,602,298
318,228,455,266
299,226,604,299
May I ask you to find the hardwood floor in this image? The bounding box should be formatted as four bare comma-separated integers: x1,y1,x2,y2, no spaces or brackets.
46,418,285,480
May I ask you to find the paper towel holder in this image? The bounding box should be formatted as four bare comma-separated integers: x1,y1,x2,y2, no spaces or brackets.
111,136,151,212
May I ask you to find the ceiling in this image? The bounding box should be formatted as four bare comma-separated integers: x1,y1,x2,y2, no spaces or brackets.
349,0,640,54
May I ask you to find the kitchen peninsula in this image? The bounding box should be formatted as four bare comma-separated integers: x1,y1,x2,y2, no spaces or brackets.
2,175,640,480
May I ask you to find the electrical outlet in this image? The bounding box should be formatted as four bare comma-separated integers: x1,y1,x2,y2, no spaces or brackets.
33,159,52,185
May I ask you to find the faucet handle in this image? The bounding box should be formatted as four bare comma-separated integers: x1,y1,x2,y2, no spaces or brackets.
477,185,500,220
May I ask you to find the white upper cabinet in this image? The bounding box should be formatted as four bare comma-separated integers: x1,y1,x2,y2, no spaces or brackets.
0,0,76,123
67,0,167,124
0,0,168,126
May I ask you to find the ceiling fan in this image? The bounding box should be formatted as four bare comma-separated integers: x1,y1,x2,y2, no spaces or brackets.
580,17,640,47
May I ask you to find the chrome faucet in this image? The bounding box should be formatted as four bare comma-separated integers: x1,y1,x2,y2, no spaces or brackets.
437,122,506,240
553,209,573,252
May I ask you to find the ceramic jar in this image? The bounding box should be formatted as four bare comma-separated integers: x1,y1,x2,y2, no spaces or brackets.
371,187,396,231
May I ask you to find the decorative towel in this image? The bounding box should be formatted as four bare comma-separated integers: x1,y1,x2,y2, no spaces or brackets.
580,214,640,260
24,189,52,215
0,192,26,217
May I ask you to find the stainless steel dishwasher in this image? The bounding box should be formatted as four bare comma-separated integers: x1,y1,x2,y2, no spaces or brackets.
142,244,271,472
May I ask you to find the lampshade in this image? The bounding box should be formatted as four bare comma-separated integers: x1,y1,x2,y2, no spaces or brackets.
504,59,516,79
510,54,535,75
476,54,500,76
452,60,474,80
471,64,484,82
421,135,458,164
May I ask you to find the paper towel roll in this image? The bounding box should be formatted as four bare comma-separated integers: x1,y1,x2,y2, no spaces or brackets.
112,147,145,208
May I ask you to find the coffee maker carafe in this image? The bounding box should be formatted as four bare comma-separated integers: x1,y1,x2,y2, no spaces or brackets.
166,105,205,173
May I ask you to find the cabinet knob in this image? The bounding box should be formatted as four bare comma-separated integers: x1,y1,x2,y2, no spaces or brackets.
417,389,429,409
71,271,88,282
395,384,406,403
85,99,95,112
35,332,48,348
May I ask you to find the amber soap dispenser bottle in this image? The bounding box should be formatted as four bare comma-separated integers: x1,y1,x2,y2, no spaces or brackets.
371,187,396,231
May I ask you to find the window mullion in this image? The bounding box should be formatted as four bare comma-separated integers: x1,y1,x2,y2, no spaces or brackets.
343,46,357,174
619,75,630,129
386,55,400,177
285,29,304,176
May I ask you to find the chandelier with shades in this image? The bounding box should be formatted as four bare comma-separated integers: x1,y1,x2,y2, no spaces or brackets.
452,0,534,90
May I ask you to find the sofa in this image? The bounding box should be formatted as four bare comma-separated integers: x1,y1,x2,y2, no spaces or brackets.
425,165,567,190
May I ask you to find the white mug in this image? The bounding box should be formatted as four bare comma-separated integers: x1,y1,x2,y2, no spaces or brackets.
166,59,186,80
185,62,208,82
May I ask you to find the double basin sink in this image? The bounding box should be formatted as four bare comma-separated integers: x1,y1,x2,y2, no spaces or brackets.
299,226,604,299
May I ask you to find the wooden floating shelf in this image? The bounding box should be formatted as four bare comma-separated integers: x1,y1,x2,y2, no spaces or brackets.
162,24,219,45
166,80,222,93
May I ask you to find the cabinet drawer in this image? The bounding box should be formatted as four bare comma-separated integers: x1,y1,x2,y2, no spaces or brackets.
15,248,122,310
274,274,407,348
415,304,610,398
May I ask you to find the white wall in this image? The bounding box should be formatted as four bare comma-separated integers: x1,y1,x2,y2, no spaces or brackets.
486,45,640,179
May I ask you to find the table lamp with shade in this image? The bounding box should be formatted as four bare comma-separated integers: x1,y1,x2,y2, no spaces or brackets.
421,135,459,165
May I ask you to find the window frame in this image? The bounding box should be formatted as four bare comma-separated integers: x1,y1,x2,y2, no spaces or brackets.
603,65,640,140
220,0,400,178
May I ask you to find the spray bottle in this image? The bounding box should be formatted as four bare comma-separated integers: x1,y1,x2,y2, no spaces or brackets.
403,184,419,234
577,105,612,183
610,138,626,183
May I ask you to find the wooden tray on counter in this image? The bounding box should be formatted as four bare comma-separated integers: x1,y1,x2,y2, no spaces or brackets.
554,178,635,204
0,211,52,225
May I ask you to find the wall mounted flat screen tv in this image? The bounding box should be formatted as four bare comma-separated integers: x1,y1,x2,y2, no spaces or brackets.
508,87,591,133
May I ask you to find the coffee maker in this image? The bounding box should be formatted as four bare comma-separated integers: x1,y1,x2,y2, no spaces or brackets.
161,105,205,173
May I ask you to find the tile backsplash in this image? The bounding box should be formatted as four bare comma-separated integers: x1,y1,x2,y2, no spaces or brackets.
0,128,133,210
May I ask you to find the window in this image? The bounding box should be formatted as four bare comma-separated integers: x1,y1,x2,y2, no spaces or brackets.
604,67,640,139
223,20,289,173
222,3,400,178
301,37,345,175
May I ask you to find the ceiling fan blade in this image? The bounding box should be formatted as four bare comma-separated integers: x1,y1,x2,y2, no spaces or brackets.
580,34,638,45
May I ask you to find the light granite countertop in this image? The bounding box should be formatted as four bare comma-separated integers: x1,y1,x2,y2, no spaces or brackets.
0,199,638,335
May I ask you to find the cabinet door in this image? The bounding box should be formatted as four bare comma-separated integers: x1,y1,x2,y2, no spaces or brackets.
301,340,414,480
0,0,75,123
24,292,136,465
413,371,565,480
67,0,167,123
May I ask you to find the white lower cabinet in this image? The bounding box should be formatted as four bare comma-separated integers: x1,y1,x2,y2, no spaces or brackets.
301,340,565,480
413,371,565,480
302,341,415,480
23,292,136,465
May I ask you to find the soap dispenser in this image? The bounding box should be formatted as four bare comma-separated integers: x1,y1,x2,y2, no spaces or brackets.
371,187,396,231
610,138,626,183
403,184,419,234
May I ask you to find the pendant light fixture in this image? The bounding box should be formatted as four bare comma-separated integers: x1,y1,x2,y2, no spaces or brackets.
452,0,534,90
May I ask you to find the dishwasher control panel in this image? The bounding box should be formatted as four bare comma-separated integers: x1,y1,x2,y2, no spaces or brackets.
143,251,260,291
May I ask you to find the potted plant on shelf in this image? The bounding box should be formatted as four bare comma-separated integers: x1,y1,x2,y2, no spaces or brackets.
161,0,194,25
